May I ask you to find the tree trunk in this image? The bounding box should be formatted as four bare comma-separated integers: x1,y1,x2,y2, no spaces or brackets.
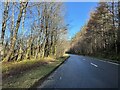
1,2,9,45
4,2,28,62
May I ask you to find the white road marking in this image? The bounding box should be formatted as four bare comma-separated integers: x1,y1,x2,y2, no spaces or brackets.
99,60,106,62
97,59,119,66
91,63,98,67
59,77,62,80
106,61,119,65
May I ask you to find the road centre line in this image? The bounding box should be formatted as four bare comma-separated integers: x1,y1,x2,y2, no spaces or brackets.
91,63,98,67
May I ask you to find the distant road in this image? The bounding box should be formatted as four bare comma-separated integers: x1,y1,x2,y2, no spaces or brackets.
38,54,119,88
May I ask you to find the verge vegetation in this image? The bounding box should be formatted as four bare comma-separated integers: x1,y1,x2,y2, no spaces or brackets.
2,55,69,88
1,2,70,88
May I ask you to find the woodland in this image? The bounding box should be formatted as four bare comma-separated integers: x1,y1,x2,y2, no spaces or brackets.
68,2,120,61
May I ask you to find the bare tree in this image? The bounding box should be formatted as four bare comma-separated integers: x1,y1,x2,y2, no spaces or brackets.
1,2,9,45
4,2,28,62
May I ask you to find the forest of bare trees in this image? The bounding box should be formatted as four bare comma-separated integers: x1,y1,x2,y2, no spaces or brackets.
69,1,120,60
0,1,69,62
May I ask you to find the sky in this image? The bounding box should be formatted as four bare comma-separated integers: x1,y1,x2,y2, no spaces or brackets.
65,2,98,40
0,2,99,41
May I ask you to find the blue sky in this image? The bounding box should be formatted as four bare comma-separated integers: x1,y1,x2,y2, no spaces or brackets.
65,2,98,40
0,2,98,41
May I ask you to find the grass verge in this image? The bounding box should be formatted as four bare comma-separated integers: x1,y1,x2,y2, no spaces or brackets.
68,53,119,64
2,55,70,88
86,53,120,64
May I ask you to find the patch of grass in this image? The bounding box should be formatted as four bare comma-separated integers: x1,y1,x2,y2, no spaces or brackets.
2,59,48,78
91,53,120,62
2,55,69,88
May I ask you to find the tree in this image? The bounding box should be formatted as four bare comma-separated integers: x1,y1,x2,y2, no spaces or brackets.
69,2,119,60
1,2,9,45
4,1,28,62
1,2,68,62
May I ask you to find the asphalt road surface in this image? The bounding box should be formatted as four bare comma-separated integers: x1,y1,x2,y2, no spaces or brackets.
38,54,119,88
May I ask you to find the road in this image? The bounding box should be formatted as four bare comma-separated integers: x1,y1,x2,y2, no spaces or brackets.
38,54,119,88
